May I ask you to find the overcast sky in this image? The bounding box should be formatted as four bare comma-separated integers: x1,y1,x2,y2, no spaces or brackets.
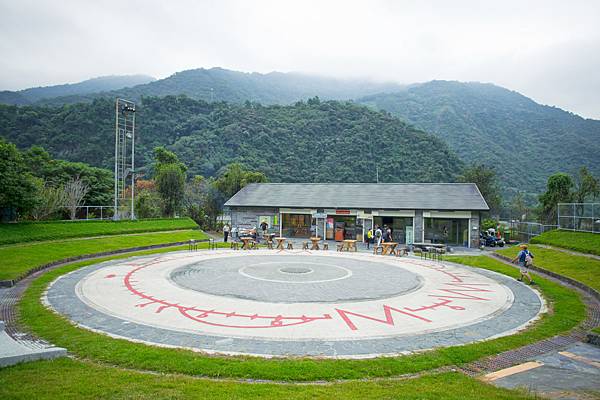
1,0,599,118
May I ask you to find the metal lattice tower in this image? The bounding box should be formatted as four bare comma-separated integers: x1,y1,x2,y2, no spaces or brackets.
114,99,136,220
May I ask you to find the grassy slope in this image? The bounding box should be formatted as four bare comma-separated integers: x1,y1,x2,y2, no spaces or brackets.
18,254,584,381
0,230,208,281
0,359,534,400
530,230,600,256
497,245,600,292
0,218,199,245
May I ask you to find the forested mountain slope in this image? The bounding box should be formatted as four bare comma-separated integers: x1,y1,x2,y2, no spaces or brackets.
0,75,155,105
31,68,404,106
358,81,600,194
0,96,461,183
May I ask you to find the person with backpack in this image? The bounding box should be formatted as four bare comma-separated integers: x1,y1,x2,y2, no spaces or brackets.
512,244,535,285
375,225,383,247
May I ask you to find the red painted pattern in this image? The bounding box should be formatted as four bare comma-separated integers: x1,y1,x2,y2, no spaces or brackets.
121,256,496,331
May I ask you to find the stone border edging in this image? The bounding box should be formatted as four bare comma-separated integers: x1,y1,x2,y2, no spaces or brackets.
491,253,600,303
0,239,208,288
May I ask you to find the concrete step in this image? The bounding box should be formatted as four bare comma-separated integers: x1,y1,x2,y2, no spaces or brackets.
0,321,66,368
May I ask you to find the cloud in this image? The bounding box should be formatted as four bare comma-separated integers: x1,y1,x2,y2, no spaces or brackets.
1,0,599,118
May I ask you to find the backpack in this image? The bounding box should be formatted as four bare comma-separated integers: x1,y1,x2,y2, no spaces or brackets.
367,230,373,239
375,229,382,238
525,251,533,267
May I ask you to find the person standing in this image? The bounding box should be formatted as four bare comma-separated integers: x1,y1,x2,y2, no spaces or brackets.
231,225,238,242
511,244,535,285
223,223,230,242
260,220,269,237
366,228,373,249
375,225,383,247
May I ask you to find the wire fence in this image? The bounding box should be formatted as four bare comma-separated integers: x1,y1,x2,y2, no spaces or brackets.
61,206,115,220
509,221,559,243
557,203,600,234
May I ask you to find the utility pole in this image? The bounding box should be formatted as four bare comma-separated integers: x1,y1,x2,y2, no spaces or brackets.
376,166,379,183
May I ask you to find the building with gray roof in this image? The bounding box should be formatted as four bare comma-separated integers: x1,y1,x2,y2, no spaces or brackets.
224,183,489,248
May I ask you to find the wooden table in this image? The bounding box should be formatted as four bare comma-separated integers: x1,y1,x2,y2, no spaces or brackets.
310,237,322,250
274,237,286,250
240,236,253,250
341,240,357,251
381,242,398,255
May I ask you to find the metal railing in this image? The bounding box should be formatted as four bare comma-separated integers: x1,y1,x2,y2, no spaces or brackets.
557,203,600,234
61,206,114,220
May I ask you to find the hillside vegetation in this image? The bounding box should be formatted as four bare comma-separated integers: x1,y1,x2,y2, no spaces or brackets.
0,96,463,183
0,218,199,245
530,230,600,256
29,68,404,106
358,81,600,194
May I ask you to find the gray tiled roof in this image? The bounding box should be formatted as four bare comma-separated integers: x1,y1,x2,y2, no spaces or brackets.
224,183,489,211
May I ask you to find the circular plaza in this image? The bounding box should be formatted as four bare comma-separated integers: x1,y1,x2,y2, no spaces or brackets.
45,250,544,358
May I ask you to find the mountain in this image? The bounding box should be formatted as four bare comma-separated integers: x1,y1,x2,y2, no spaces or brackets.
358,81,600,195
0,75,156,105
32,68,404,106
0,96,462,184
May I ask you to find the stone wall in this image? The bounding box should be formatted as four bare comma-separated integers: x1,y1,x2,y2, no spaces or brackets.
469,213,480,248
413,210,424,243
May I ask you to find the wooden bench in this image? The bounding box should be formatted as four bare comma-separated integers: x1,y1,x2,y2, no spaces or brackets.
302,242,309,250
287,242,294,250
323,243,329,251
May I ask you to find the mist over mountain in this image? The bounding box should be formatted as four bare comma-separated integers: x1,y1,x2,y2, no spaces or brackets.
0,75,155,105
27,68,405,106
0,67,598,195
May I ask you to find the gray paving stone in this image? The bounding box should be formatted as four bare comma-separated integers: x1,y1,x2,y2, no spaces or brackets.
45,253,542,358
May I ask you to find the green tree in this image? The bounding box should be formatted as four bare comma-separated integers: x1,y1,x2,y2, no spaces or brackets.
153,146,187,173
134,190,163,219
510,192,529,221
153,147,186,217
213,163,268,199
539,173,574,224
0,140,39,220
458,164,502,214
155,163,185,217
23,146,112,205
573,167,600,203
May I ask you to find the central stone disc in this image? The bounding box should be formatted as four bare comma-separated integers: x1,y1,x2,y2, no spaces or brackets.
170,255,423,303
279,267,312,274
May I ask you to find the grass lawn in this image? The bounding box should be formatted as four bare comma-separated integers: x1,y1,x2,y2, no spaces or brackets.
497,245,600,292
0,218,199,245
0,230,208,281
530,229,600,256
18,254,584,381
0,359,535,400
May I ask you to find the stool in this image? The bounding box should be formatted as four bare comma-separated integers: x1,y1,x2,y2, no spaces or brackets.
373,245,383,255
396,247,408,257
302,242,309,250
323,243,329,250
231,242,240,250
267,240,273,250
188,239,198,251
287,242,294,250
